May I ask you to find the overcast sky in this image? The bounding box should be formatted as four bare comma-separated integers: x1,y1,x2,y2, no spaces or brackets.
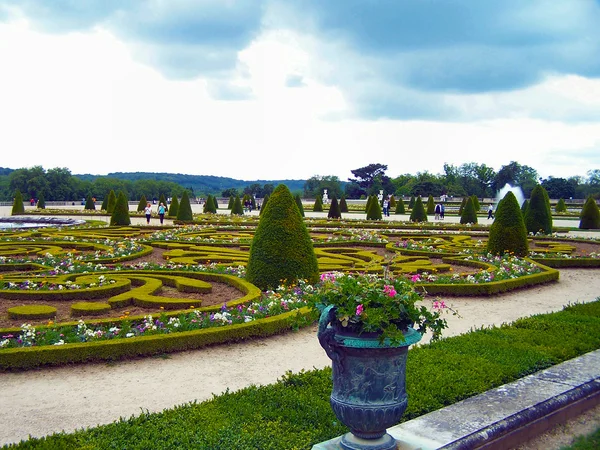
1,1,599,182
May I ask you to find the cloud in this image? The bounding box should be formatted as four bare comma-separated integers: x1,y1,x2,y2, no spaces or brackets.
285,74,306,88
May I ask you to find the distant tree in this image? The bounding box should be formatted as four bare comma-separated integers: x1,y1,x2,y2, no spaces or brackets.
409,197,427,222
84,195,96,211
408,196,416,210
11,189,24,215
339,196,348,213
555,198,567,213
487,191,528,256
203,195,217,214
36,192,45,209
579,196,600,229
227,196,235,209
176,191,193,222
426,195,435,215
460,197,478,225
395,198,406,214
137,195,147,212
327,195,342,219
294,194,305,217
389,195,396,208
110,191,131,226
458,197,467,216
231,196,244,215
493,161,539,197
303,175,343,199
106,190,117,214
348,163,393,197
313,195,323,212
366,196,382,220
222,188,239,198
524,185,553,234
470,195,481,212
541,177,576,200
168,195,179,218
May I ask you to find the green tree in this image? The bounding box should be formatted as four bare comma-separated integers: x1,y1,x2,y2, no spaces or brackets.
294,194,305,217
366,196,382,220
246,184,319,290
227,196,235,209
36,192,45,209
365,195,373,213
137,195,147,212
260,194,270,216
409,197,427,222
84,195,96,211
395,198,406,214
460,197,478,224
327,195,342,219
348,163,393,197
106,190,117,214
231,196,244,216
579,196,600,229
339,196,348,213
521,199,530,215
458,197,467,216
555,198,567,213
303,175,343,199
524,185,553,234
168,195,180,218
408,196,415,210
203,195,217,214
313,195,323,212
470,195,481,212
176,191,194,222
426,195,435,215
487,191,528,256
389,195,396,208
11,189,24,215
110,191,131,226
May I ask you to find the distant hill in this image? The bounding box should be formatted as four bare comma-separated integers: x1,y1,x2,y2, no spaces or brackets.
74,172,306,195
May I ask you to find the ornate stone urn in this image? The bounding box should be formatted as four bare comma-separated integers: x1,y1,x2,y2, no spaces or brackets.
318,305,422,450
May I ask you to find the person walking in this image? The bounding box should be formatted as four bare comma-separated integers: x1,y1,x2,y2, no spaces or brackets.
487,204,494,220
144,202,152,224
440,203,445,220
435,203,441,220
158,202,167,225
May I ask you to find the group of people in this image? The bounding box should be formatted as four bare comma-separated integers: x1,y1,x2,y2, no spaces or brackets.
434,203,446,220
144,202,167,225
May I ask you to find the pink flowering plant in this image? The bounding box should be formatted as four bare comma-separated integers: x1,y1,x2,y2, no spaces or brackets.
310,271,448,344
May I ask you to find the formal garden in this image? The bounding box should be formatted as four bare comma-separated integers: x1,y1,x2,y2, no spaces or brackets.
1,185,600,448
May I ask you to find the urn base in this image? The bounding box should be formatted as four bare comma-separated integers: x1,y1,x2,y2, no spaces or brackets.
340,432,397,450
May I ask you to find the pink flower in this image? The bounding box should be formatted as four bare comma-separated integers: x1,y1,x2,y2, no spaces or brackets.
383,285,397,297
433,300,447,310
410,274,421,282
355,304,364,316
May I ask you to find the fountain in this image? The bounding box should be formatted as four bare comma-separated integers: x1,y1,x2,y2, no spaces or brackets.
0,216,86,229
495,183,525,207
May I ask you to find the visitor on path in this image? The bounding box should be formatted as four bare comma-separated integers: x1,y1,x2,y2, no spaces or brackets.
158,202,167,224
488,204,494,220
383,198,390,217
440,203,445,220
144,203,152,224
435,203,441,220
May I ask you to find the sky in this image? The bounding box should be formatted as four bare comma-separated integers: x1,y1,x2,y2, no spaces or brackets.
0,0,599,182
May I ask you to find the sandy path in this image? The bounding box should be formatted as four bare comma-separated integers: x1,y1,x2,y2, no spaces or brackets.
1,268,599,446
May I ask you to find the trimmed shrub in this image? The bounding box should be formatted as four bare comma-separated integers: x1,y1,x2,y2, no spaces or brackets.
11,189,25,215
579,196,600,229
213,196,219,209
471,195,481,212
426,195,435,214
231,196,244,216
408,196,415,210
36,192,46,209
365,195,374,212
295,194,305,217
228,196,235,209
204,195,217,214
137,195,147,212
260,194,269,216
409,196,428,222
313,195,323,212
8,305,57,320
458,197,467,216
110,191,131,226
487,191,528,256
395,198,406,214
555,198,567,213
84,195,96,211
177,192,194,222
339,196,348,213
524,185,553,234
100,196,108,211
521,199,530,215
246,184,319,290
327,196,342,219
460,196,478,224
106,190,117,214
168,195,179,218
366,196,382,220
389,195,396,208
71,302,111,317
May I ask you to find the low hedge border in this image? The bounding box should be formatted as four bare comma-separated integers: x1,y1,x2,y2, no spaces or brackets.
529,257,600,268
71,302,111,317
0,308,314,371
7,305,57,320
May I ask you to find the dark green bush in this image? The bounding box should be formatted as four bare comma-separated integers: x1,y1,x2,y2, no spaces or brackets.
84,195,96,211
137,195,147,212
110,191,131,226
389,195,396,208
521,198,530,215
458,197,467,216
295,194,305,217
168,195,179,218
395,198,406,214
227,196,234,209
260,194,269,216
365,195,374,213
555,198,567,213
327,196,341,219
176,192,193,222
409,197,427,222
313,195,323,212
339,196,348,213
579,196,600,229
11,189,24,215
105,190,117,214
471,195,480,212
366,195,382,220
487,191,528,256
7,305,57,320
408,196,415,210
460,196,478,225
524,185,553,234
246,184,319,290
231,196,244,216
203,195,217,214
36,192,45,209
426,195,435,214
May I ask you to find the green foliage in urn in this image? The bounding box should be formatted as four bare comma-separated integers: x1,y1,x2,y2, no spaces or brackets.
168,195,179,218
487,191,528,256
579,196,600,229
11,189,25,215
106,190,117,214
313,195,323,212
176,191,193,222
246,184,319,290
426,195,435,214
555,198,567,213
295,194,305,217
327,195,342,219
84,195,96,211
366,195,382,220
460,196,478,224
310,272,448,345
409,196,427,222
524,184,553,234
36,192,46,209
110,191,131,226
395,198,406,214
137,195,147,212
339,195,348,213
231,196,244,216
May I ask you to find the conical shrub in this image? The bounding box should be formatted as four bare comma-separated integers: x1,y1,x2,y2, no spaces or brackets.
579,196,600,229
555,198,567,213
110,191,131,226
408,196,415,210
313,195,323,212
168,195,179,218
176,191,193,222
389,195,396,208
458,197,467,216
84,195,96,211
521,199,530,215
295,194,305,217
524,185,553,234
101,196,108,211
460,196,478,224
366,196,382,220
36,193,46,209
339,196,348,213
106,190,117,214
395,198,406,214
137,195,147,212
246,184,319,290
228,196,235,209
471,195,481,212
365,195,374,212
204,195,217,214
260,194,270,216
11,190,24,215
328,196,342,219
213,196,219,209
426,195,435,215
231,196,244,216
409,196,427,222
487,191,528,256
